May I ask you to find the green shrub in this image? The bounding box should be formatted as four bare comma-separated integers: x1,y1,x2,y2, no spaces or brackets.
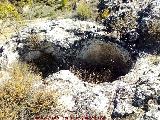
0,1,21,20
61,0,68,8
23,4,57,19
56,0,77,11
20,0,76,19
96,8,110,21
101,8,110,19
76,1,93,20
9,0,33,6
33,0,55,6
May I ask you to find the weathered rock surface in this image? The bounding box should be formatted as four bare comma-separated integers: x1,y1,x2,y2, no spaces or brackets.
0,0,160,118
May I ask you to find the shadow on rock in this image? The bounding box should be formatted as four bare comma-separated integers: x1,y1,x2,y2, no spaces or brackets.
17,31,134,83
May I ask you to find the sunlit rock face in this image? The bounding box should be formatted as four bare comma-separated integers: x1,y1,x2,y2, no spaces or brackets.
0,2,160,118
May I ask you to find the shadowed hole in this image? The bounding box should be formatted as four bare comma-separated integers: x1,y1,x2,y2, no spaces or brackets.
19,40,133,84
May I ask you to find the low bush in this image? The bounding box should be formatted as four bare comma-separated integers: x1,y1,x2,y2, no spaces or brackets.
0,62,57,119
76,1,93,20
96,8,111,21
0,1,21,20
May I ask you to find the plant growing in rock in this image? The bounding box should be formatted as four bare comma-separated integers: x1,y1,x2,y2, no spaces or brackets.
137,19,160,53
0,62,57,119
96,8,111,21
70,64,112,84
120,108,144,120
146,19,160,41
104,11,137,37
27,33,42,49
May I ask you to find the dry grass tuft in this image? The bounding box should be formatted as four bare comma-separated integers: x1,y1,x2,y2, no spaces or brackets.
70,64,112,84
0,62,57,119
28,89,57,116
147,19,160,41
27,33,42,49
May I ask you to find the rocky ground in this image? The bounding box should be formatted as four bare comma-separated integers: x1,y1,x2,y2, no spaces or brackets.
0,0,160,120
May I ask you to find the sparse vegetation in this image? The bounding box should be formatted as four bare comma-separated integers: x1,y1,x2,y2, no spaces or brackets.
60,0,69,8
76,1,93,20
0,1,160,119
146,19,160,41
106,11,137,35
0,0,97,21
101,8,110,19
0,62,57,119
96,8,110,21
0,1,21,20
121,108,144,120
27,33,41,49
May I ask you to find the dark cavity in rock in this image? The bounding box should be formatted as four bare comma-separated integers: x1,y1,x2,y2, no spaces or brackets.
71,41,133,83
19,40,133,84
